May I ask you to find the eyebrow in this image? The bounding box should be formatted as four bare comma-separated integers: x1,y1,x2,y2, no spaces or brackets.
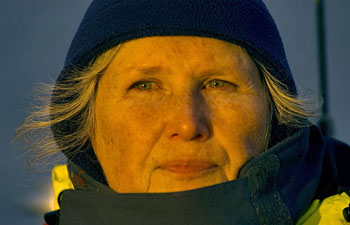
137,66,163,75
121,65,227,78
121,66,164,75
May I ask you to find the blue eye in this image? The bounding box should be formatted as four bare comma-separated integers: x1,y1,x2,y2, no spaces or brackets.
204,79,236,90
130,79,235,91
132,81,154,90
207,80,226,88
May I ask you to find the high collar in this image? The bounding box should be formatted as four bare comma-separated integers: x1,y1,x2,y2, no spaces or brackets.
60,126,325,225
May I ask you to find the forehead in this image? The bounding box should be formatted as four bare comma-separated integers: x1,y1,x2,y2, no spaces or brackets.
107,36,259,80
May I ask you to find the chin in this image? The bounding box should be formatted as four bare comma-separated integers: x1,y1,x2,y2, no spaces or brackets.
147,167,229,193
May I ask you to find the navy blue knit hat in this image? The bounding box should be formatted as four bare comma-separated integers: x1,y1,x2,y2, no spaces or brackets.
53,0,296,185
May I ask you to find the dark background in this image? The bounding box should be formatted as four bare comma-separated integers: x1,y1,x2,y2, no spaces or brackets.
1,0,349,224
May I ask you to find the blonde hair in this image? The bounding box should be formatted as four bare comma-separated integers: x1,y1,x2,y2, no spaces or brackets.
256,60,321,127
14,44,320,168
14,45,121,168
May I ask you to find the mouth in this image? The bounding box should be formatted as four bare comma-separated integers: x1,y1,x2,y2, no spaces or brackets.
158,161,218,177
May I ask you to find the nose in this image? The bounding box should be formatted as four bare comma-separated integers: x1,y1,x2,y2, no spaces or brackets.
164,93,211,142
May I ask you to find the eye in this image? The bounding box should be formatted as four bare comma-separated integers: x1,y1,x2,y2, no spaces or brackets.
204,79,236,90
130,81,155,90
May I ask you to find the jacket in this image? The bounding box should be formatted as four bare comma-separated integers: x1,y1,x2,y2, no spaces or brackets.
44,126,350,225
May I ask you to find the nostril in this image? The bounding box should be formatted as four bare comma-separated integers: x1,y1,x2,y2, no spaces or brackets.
171,133,179,138
195,133,203,139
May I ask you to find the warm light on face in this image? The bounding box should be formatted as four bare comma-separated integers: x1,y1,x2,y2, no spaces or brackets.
91,36,271,193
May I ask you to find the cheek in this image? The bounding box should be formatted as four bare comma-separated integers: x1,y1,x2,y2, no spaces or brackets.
93,95,165,167
208,94,270,156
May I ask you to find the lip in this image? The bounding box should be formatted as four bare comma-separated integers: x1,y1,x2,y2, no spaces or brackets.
158,160,218,176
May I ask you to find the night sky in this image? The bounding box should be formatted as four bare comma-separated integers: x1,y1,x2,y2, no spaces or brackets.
1,0,349,224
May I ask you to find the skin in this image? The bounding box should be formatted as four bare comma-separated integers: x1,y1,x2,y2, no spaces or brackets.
91,36,271,193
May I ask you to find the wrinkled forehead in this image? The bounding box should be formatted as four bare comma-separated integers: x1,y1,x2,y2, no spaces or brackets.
107,36,260,80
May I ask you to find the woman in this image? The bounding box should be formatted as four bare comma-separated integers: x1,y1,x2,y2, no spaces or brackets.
16,0,350,224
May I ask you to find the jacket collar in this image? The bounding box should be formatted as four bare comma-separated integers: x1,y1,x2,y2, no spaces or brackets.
60,126,325,225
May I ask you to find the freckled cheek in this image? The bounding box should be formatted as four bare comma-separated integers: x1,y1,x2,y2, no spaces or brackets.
100,97,161,130
122,100,164,130
94,103,161,186
208,97,269,146
95,98,164,160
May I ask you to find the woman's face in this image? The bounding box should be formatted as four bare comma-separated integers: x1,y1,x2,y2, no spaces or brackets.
91,36,270,193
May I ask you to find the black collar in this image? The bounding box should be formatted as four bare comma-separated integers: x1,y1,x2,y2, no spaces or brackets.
54,126,326,225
